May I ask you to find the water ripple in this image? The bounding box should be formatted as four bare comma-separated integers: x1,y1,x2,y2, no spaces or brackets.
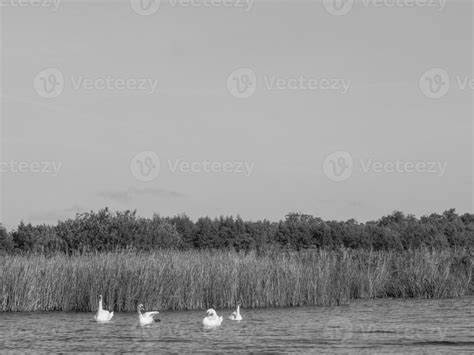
1,297,474,353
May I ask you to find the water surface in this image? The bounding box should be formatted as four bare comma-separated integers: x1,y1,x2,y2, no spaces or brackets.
2,297,474,353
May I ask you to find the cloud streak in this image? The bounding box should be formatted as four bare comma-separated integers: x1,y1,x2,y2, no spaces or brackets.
99,187,185,204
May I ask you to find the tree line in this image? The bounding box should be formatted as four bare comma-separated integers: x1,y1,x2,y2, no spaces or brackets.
0,208,473,254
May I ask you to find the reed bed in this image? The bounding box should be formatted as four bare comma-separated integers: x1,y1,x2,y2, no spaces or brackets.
1,249,471,312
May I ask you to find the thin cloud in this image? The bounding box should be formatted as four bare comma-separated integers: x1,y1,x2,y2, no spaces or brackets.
99,187,185,204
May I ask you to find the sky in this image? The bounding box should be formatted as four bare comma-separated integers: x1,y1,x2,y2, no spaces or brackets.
0,0,472,230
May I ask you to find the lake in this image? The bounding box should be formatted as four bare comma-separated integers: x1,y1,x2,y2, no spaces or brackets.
2,297,474,353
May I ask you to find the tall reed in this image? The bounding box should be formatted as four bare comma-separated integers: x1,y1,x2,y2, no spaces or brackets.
1,249,471,312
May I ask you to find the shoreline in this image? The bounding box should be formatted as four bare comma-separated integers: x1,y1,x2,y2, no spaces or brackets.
3,296,474,314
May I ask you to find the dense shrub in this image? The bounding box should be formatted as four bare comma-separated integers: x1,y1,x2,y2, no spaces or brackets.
1,208,474,254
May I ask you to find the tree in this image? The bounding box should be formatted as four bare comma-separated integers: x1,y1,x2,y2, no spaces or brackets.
194,217,217,249
168,214,195,248
0,224,13,253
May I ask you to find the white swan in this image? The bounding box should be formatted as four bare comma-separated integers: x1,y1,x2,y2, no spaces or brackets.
228,303,243,321
202,308,223,327
94,295,114,322
138,304,160,326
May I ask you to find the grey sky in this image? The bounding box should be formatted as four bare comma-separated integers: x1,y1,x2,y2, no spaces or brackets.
1,0,472,230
